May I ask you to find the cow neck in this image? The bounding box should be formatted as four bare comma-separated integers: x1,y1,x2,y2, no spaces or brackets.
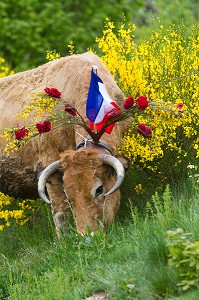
76,138,113,156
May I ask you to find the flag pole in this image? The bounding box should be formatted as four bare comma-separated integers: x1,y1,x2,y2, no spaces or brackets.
92,65,98,135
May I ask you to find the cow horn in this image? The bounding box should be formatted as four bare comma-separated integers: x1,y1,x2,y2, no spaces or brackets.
38,161,60,204
99,154,125,197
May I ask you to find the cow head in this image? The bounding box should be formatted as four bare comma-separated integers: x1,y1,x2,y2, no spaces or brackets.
38,149,126,234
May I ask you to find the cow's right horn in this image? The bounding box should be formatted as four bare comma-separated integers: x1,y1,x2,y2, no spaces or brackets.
99,154,125,197
38,160,60,204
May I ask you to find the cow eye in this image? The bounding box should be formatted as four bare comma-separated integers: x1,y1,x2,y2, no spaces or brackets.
95,185,104,197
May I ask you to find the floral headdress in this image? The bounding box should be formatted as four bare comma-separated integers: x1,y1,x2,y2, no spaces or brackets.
2,86,181,155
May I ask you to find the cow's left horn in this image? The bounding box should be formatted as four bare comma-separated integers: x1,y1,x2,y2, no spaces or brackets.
38,161,60,204
99,154,125,197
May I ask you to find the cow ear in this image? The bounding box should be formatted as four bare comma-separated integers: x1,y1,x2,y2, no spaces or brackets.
115,155,131,172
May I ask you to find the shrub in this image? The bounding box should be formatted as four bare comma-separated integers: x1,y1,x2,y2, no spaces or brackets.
167,228,199,291
0,0,144,71
96,20,199,183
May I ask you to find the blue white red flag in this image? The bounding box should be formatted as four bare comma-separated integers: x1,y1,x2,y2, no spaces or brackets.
86,67,121,134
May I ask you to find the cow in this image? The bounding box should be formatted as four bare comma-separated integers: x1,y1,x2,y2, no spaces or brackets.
0,52,129,235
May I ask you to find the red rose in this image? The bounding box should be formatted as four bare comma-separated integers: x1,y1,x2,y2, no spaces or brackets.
15,127,28,140
136,124,152,138
177,103,183,109
44,87,62,98
177,103,184,113
64,103,77,116
123,96,134,109
136,96,149,110
36,121,51,134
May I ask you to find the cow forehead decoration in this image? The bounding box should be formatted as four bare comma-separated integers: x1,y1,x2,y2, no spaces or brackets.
2,66,153,156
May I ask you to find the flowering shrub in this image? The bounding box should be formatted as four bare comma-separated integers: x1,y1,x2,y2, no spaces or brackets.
0,57,14,78
0,192,35,231
96,20,199,181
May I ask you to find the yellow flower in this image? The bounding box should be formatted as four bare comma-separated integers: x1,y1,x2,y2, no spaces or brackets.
96,20,199,172
46,50,60,61
0,56,14,78
0,193,35,230
134,184,143,194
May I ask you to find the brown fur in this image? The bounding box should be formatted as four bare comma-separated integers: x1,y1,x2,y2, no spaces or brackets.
60,150,120,234
0,52,126,234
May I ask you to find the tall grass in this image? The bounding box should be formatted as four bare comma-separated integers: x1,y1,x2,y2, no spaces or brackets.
0,181,198,299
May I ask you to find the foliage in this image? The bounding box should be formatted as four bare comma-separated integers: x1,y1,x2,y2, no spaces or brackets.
187,164,199,193
1,0,199,71
0,0,143,71
145,184,173,222
151,0,199,26
167,228,199,291
96,20,199,183
134,0,199,41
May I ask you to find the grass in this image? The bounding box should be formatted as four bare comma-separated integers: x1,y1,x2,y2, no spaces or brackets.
0,180,199,299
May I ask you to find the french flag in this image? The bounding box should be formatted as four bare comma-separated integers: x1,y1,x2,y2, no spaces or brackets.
86,66,121,134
